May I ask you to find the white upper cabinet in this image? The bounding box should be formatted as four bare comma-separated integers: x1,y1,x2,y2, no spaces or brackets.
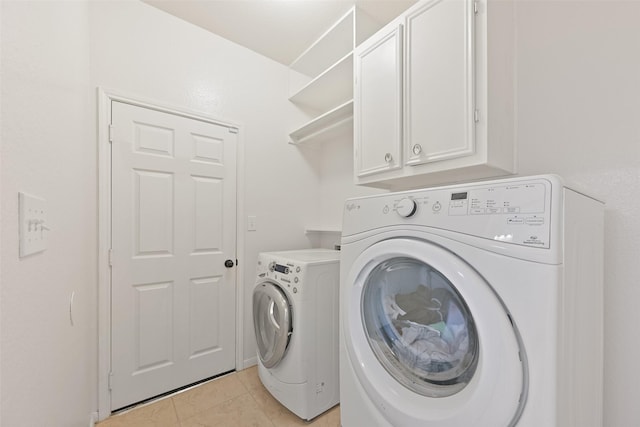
354,21,403,177
404,0,474,166
288,7,379,145
354,0,516,189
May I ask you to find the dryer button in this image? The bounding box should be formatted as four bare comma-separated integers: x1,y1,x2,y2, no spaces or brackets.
293,287,298,293
294,277,299,283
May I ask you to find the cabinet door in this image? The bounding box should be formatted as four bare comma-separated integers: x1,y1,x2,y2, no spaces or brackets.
405,0,475,166
354,23,403,178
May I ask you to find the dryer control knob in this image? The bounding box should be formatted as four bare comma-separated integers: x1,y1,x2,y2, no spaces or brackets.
396,198,417,218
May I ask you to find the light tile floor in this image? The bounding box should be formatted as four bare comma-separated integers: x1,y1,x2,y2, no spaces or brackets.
97,366,340,427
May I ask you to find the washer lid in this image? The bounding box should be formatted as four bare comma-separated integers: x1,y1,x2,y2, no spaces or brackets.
253,282,292,368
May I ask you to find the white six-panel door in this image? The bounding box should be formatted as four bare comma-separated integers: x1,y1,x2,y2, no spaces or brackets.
110,101,237,410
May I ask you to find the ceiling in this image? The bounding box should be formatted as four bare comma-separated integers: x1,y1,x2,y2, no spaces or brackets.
143,0,417,66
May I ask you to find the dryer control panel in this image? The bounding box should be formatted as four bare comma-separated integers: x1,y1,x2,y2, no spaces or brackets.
343,175,563,249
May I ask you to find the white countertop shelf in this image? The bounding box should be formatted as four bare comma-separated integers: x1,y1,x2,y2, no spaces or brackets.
287,6,384,147
304,227,343,234
289,7,355,78
288,52,354,111
289,100,353,145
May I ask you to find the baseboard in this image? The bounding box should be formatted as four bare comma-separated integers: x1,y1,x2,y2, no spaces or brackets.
89,412,99,427
243,356,257,370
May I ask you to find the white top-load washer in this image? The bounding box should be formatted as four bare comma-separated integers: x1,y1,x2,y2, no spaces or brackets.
252,249,340,420
339,175,604,427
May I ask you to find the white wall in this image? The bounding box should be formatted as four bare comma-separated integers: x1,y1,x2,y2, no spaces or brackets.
0,1,96,426
319,3,640,425
1,0,324,424
515,1,640,425
89,0,324,376
314,130,384,248
2,0,639,425
0,0,4,418
0,1,4,421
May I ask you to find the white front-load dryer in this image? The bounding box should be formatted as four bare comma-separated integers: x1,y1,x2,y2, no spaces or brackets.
252,249,340,420
339,175,604,427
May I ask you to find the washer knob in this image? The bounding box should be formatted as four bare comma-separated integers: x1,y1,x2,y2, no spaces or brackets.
396,198,417,218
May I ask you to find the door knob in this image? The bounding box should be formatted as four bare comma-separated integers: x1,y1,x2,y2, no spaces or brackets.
225,259,235,268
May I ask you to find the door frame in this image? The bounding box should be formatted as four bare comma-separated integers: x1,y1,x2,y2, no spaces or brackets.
96,88,246,421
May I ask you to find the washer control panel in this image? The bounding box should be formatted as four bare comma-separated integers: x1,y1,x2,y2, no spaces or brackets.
344,176,561,249
260,259,301,293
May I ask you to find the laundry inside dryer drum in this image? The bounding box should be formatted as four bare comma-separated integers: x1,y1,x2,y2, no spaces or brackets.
361,257,479,397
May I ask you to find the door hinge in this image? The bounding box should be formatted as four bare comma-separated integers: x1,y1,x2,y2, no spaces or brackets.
229,127,239,134
474,1,479,14
108,372,113,391
108,125,114,143
108,249,113,267
474,109,480,123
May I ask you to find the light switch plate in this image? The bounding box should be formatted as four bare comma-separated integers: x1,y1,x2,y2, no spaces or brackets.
247,215,257,231
19,192,48,257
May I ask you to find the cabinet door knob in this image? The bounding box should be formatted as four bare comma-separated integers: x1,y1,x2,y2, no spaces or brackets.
384,153,393,163
225,259,235,268
412,144,422,155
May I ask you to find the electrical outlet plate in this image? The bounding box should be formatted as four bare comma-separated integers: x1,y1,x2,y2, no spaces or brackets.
19,192,48,257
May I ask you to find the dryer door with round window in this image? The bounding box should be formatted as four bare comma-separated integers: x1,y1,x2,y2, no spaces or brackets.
253,282,292,368
362,256,479,397
343,237,527,426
